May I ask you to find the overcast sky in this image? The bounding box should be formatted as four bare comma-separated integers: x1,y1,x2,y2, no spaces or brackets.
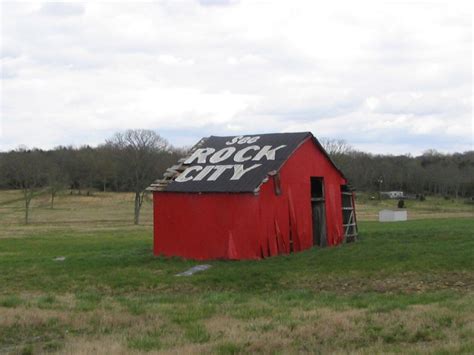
1,1,472,154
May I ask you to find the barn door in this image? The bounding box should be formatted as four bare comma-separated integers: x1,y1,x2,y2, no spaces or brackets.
311,177,327,247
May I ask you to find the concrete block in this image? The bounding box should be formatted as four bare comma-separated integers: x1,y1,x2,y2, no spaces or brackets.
379,209,407,222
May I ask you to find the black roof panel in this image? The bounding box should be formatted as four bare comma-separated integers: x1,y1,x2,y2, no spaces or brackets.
164,132,312,193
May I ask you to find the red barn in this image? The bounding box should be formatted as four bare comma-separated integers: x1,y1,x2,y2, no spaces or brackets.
148,132,357,260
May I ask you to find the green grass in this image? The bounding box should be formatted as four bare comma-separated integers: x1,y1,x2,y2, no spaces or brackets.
0,295,23,308
0,190,473,353
1,219,472,294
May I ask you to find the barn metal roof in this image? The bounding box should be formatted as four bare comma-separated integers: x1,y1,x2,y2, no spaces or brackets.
148,132,344,193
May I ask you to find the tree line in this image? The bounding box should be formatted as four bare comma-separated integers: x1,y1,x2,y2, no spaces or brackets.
320,138,474,198
0,130,186,224
0,132,472,224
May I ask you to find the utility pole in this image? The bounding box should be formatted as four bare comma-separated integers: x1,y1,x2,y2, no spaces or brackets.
378,176,383,200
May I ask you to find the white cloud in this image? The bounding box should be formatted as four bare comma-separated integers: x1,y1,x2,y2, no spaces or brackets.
227,54,267,65
0,0,472,154
158,55,195,66
39,2,85,17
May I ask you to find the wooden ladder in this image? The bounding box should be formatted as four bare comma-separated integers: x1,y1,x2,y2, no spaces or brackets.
341,187,358,243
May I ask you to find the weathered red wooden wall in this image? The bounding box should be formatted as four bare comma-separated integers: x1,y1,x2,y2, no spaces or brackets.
153,138,347,260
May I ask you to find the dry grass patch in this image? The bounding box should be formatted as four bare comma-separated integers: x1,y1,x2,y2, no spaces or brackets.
57,335,143,355
0,191,154,238
1,293,473,354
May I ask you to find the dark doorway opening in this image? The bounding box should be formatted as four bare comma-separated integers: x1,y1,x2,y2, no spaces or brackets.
311,177,327,247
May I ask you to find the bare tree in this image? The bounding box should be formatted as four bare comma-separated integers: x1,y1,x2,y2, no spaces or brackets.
75,146,98,195
2,148,45,224
107,130,169,225
319,137,354,168
319,138,353,156
44,156,68,209
95,145,117,192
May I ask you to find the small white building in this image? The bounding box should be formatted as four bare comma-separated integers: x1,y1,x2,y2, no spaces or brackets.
381,191,404,199
379,209,407,222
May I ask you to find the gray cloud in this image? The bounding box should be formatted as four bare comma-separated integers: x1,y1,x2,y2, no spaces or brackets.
0,1,471,155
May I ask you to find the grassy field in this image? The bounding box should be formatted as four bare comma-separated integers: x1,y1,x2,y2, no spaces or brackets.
354,193,474,221
0,190,473,354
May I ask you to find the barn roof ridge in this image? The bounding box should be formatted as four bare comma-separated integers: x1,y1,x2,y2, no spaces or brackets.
147,131,346,193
